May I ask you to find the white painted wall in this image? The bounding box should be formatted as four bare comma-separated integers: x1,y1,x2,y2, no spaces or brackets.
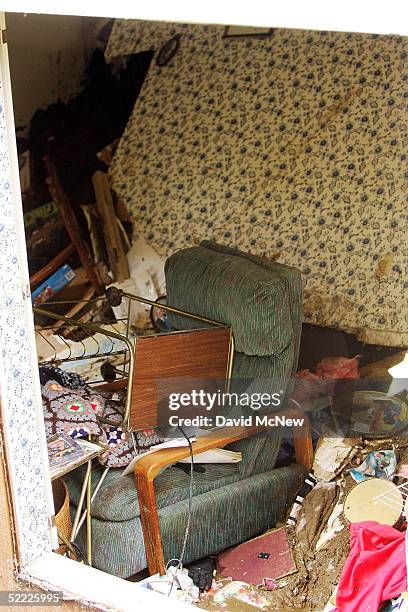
6,13,91,129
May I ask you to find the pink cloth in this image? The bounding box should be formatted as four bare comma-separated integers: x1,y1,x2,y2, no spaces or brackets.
315,355,360,379
336,521,407,612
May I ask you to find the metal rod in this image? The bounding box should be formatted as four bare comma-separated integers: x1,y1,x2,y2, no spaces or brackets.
39,350,128,366
120,290,226,327
76,467,110,534
71,461,92,541
373,497,404,512
226,333,235,393
376,490,407,502
373,485,408,501
37,297,105,306
86,460,92,566
34,307,132,344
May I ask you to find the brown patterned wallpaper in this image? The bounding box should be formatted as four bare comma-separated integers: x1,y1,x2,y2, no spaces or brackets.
106,21,408,346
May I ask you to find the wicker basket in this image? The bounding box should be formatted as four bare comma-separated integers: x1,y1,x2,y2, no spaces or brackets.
52,478,72,555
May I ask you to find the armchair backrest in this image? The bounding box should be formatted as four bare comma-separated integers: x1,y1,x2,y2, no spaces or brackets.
165,241,303,399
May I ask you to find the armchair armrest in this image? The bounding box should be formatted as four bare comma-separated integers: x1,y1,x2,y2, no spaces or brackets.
134,407,313,574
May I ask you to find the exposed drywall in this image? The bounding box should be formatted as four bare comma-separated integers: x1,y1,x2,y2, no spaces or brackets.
106,21,408,346
6,13,91,129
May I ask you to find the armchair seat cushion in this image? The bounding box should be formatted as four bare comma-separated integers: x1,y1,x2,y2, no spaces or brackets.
65,429,285,522
73,463,307,578
65,461,241,523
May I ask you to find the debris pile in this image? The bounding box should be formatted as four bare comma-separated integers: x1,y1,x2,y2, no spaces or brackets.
196,391,408,611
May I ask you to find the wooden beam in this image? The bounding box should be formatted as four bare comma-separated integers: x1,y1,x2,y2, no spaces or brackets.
92,171,129,283
43,157,103,295
30,243,75,288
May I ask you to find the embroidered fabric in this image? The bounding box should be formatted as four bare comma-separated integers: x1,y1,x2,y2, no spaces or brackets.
41,367,164,468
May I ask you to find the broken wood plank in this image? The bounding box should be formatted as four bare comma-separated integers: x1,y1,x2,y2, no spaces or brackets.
92,171,129,282
43,156,103,295
30,243,75,287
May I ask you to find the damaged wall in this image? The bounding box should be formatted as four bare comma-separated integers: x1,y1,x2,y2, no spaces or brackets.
6,13,92,129
106,21,408,347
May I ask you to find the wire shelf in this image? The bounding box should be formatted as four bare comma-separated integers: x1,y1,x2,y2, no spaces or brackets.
34,295,135,390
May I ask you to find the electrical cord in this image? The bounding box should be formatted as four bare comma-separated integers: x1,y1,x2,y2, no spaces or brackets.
167,425,194,597
176,425,194,567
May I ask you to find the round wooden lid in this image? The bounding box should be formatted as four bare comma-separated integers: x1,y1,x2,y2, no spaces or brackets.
344,479,403,525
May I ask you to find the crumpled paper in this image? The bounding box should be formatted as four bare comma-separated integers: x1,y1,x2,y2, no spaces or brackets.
139,565,199,604
313,434,359,481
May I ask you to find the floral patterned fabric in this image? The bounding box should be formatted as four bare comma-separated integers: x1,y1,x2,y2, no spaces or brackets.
106,21,408,347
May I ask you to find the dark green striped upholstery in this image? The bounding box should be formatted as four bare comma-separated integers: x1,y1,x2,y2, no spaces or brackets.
165,241,302,401
72,464,305,578
67,243,304,577
65,430,283,523
199,240,302,372
165,244,300,357
66,461,241,523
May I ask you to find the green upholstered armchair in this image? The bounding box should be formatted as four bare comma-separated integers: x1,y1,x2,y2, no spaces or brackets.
67,241,309,578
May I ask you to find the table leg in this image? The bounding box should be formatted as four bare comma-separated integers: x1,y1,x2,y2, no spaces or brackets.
70,460,92,541
86,460,92,566
76,466,110,533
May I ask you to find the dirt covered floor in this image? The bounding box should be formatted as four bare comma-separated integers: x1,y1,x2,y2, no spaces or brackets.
197,436,408,611
197,508,350,611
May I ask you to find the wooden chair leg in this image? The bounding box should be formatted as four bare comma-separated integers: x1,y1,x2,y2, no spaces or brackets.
134,469,166,576
291,411,314,470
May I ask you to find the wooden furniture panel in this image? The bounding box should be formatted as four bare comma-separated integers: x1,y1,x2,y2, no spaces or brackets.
29,157,103,324
130,327,232,430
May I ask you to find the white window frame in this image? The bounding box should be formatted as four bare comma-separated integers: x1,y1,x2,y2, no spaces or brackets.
0,13,191,610
2,2,407,608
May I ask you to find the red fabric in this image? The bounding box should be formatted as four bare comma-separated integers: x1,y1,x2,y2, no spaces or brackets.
293,356,360,402
336,521,407,612
315,355,360,379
